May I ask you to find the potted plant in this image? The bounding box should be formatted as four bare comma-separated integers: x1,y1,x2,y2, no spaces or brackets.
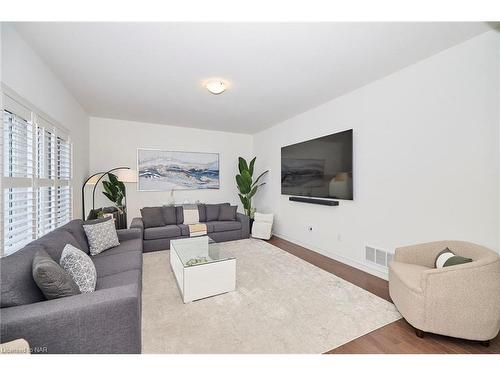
235,157,268,229
101,173,127,229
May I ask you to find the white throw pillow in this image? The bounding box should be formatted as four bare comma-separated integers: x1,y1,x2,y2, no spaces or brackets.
83,218,120,256
183,204,200,225
59,244,97,293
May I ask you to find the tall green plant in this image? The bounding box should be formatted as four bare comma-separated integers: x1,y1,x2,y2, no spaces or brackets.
102,173,126,209
235,157,268,217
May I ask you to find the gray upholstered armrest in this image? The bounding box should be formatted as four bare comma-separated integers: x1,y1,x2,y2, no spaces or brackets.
236,213,250,238
0,285,141,353
116,227,142,242
130,217,144,231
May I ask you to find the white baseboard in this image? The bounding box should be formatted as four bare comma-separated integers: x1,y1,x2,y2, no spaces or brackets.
273,232,389,281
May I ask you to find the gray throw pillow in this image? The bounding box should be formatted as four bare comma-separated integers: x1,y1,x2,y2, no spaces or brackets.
161,205,177,225
218,205,237,221
175,206,184,224
32,249,80,300
197,204,207,222
141,207,165,228
84,217,112,225
60,244,97,293
206,203,230,221
83,217,120,256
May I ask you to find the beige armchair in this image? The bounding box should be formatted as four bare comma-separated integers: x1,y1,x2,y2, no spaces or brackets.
389,241,500,345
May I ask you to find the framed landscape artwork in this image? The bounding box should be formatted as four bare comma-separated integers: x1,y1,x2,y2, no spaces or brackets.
137,148,220,191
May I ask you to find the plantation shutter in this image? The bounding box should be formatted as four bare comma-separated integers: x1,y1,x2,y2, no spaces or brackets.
2,92,73,256
3,187,35,253
2,100,36,254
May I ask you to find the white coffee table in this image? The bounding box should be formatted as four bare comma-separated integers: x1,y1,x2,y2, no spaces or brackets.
170,236,236,303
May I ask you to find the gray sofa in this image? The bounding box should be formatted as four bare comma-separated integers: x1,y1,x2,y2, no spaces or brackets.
132,203,250,252
0,219,142,354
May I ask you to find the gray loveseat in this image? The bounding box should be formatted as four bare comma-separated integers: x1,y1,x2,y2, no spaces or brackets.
0,219,142,354
132,203,250,252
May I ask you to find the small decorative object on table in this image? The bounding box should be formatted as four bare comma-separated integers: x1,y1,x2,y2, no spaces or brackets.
185,256,208,266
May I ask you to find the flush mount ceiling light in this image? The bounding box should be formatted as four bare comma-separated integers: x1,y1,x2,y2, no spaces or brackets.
205,79,227,95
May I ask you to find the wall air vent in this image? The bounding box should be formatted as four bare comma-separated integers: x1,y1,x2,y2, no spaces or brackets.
365,246,375,263
365,246,394,268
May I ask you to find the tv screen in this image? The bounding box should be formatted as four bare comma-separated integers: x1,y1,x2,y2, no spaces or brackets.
281,129,353,200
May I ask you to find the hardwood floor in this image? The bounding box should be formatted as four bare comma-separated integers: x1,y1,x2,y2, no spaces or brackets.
268,236,500,354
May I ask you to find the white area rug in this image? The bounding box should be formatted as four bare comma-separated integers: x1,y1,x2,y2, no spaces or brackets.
142,238,401,353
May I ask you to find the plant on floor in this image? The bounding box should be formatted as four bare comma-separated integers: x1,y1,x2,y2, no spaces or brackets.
235,157,268,218
102,172,126,211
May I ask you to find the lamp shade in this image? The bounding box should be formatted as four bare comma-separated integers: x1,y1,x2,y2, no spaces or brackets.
85,173,105,185
114,168,138,183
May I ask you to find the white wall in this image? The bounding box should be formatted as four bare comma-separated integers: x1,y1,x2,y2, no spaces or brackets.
253,31,500,278
1,24,89,219
89,117,253,224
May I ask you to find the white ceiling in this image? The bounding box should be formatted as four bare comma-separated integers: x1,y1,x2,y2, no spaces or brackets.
12,22,494,134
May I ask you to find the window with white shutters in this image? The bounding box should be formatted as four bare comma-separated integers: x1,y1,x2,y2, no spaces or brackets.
1,92,73,256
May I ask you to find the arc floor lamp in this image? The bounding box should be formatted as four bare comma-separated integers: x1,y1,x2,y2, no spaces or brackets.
82,167,137,225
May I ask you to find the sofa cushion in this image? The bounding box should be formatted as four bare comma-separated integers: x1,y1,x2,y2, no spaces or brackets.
83,217,120,256
144,225,182,240
161,205,177,225
218,205,237,221
389,262,430,293
140,207,165,228
60,244,97,294
32,249,81,300
92,251,142,277
1,244,46,307
205,222,215,233
211,221,242,232
97,238,142,256
31,229,82,262
96,269,141,290
59,220,90,253
206,203,230,221
175,206,184,224
197,204,206,222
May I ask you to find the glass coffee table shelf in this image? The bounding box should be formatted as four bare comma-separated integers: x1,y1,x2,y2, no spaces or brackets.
170,236,236,303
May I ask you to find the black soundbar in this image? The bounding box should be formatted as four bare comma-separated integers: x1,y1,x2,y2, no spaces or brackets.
289,196,339,206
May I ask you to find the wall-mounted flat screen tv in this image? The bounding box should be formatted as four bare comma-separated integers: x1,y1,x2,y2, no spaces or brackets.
281,129,353,200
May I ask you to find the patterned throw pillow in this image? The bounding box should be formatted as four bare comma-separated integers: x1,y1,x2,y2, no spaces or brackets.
83,217,120,256
59,244,97,293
